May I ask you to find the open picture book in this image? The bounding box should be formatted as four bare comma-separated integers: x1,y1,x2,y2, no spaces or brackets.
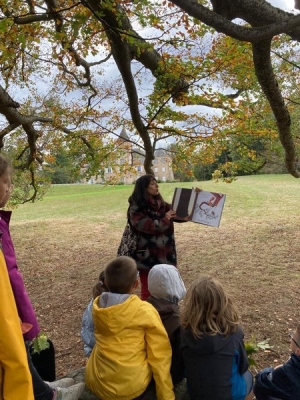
171,188,226,228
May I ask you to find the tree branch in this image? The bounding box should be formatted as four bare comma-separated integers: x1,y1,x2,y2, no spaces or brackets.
170,0,300,42
252,39,299,177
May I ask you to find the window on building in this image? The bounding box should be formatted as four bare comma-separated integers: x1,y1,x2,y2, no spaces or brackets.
137,165,143,172
162,167,166,172
120,158,124,165
154,167,158,172
107,167,112,173
153,159,158,164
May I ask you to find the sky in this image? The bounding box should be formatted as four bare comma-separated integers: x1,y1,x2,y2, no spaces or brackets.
269,0,296,10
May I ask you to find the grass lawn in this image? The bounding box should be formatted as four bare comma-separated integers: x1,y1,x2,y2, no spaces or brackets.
10,174,300,376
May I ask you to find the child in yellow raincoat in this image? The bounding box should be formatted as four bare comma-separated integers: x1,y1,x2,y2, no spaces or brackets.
85,256,175,400
0,249,34,400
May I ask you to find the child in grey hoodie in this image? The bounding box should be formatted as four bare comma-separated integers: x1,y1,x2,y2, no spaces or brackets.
147,264,186,385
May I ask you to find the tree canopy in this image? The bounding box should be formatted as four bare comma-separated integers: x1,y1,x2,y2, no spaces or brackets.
1,0,300,200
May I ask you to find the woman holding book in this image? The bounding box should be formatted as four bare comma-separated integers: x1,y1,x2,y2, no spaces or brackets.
127,174,179,299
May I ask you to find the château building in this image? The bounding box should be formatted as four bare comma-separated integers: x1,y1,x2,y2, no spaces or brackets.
85,127,174,184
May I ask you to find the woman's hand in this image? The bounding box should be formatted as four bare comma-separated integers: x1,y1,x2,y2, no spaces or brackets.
165,210,176,220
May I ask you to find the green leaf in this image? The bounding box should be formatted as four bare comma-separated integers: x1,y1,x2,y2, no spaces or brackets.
257,339,273,351
30,333,50,354
244,338,273,367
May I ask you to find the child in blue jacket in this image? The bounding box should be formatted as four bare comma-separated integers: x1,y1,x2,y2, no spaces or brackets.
181,276,253,400
81,271,108,356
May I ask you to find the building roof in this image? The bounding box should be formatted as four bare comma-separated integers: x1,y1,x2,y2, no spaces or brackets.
131,147,169,160
154,149,168,157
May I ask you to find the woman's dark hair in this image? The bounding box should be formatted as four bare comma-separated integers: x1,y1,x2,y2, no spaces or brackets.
128,174,163,208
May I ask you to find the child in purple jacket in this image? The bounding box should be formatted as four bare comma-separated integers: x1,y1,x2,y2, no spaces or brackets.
0,155,85,400
0,208,40,340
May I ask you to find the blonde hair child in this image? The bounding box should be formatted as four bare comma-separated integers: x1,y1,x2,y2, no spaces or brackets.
181,276,253,400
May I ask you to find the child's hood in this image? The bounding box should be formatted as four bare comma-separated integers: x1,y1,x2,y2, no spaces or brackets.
148,264,186,303
92,294,141,336
182,326,244,355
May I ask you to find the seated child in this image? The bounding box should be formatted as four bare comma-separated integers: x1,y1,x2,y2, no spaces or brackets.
253,324,300,400
146,264,186,385
85,256,175,400
81,271,108,356
181,276,253,400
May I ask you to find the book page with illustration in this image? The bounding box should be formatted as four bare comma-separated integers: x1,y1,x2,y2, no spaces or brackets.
172,188,226,228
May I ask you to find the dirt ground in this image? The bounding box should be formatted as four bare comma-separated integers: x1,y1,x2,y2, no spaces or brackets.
12,216,300,381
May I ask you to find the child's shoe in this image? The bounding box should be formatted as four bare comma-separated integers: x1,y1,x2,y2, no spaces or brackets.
46,378,75,389
53,382,85,400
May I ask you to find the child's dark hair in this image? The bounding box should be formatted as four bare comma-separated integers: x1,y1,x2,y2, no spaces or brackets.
181,276,239,338
0,154,11,177
128,174,163,208
105,256,138,294
92,270,109,299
